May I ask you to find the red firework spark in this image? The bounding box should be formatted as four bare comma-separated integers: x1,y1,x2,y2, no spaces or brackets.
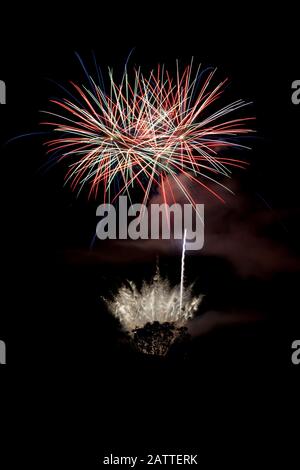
43,60,254,207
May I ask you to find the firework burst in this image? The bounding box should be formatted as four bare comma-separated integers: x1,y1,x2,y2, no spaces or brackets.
105,232,203,356
106,269,202,332
105,268,203,356
43,59,254,207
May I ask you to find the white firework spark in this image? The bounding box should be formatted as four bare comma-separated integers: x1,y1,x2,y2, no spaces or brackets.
105,234,203,355
106,267,203,333
180,228,187,312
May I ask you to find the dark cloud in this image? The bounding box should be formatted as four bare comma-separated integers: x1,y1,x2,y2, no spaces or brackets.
68,176,300,279
188,309,263,337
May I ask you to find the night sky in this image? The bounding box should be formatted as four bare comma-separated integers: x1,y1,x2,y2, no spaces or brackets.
1,7,299,467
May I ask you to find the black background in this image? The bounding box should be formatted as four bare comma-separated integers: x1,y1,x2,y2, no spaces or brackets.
0,6,299,468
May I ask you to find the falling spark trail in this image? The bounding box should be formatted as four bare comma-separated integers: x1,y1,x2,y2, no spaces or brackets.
180,228,187,312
